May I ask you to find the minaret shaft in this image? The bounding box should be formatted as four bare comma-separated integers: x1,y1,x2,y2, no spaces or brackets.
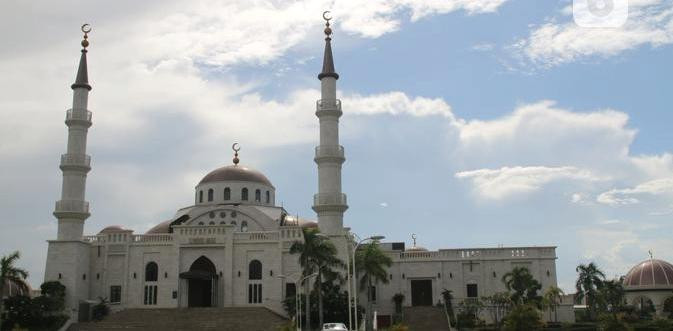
313,32,347,235
54,49,92,241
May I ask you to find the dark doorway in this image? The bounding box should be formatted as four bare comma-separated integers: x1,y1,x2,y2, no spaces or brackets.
411,279,433,306
181,256,217,307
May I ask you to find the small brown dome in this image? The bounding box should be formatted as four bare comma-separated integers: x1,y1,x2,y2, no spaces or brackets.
98,225,127,233
624,259,673,290
199,165,273,187
146,220,171,234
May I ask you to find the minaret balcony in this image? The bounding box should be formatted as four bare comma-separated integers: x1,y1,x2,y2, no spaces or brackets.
66,109,92,124
55,199,90,213
313,193,347,206
316,99,341,111
60,153,91,169
315,145,345,162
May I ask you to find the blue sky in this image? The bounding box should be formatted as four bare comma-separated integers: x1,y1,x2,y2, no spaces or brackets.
1,0,672,291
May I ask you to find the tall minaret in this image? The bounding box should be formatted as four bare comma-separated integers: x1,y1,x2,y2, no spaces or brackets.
54,25,93,240
313,14,348,236
45,24,94,316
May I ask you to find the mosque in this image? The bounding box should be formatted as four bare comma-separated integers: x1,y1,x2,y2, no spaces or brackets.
43,20,574,326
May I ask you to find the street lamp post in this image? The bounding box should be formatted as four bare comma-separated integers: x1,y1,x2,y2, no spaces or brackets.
278,272,318,331
350,234,385,331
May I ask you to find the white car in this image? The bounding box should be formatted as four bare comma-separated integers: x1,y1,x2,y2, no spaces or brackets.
321,323,348,331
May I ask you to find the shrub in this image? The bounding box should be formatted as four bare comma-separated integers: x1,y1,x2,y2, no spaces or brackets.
597,313,631,331
91,298,110,321
503,304,543,331
389,323,409,331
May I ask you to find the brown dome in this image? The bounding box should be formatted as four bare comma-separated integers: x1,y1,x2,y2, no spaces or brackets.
146,220,171,234
98,225,127,233
199,165,273,187
624,259,673,290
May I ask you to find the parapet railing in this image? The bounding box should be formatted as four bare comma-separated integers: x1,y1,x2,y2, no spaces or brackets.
313,193,347,206
234,231,279,242
392,247,557,261
60,154,91,167
132,234,173,242
315,145,345,159
66,109,92,122
316,99,341,111
54,200,89,213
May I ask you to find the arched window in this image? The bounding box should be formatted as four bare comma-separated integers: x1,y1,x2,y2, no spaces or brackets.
255,189,261,202
265,191,270,203
224,187,231,200
241,188,248,201
207,189,214,202
241,221,248,232
248,260,263,304
145,262,158,282
249,260,262,280
199,190,203,203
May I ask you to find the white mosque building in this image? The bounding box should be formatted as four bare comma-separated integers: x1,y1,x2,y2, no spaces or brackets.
43,21,573,326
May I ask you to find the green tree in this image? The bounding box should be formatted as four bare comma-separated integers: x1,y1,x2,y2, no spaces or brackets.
392,293,405,323
441,289,456,327
542,286,565,323
483,292,512,330
0,251,29,331
355,242,391,331
503,304,543,331
575,262,605,320
456,298,484,329
290,228,344,330
501,267,542,306
598,279,625,314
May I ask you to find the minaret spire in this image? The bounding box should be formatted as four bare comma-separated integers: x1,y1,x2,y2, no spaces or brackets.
313,12,347,236
318,13,339,80
71,25,91,90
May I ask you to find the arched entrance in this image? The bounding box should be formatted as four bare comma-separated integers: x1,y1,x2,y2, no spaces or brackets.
180,256,217,307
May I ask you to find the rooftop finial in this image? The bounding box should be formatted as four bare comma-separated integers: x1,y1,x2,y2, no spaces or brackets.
232,143,241,165
81,24,91,50
322,11,332,37
412,233,417,247
318,11,339,80
649,250,654,260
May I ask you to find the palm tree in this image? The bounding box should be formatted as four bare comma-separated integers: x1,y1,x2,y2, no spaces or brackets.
542,286,565,322
1,251,29,330
290,228,344,330
355,242,392,331
501,267,541,306
575,262,605,320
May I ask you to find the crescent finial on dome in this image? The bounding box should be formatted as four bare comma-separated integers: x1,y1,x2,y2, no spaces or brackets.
232,143,241,165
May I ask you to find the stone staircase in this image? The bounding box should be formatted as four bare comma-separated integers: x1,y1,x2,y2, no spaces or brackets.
403,306,449,331
70,307,289,331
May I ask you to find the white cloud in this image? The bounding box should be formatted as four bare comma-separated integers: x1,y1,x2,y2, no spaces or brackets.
455,166,603,199
345,92,455,118
379,202,389,207
577,219,673,278
514,0,673,66
597,177,673,205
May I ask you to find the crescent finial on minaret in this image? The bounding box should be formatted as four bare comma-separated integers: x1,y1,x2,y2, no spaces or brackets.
323,11,333,37
81,24,91,49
